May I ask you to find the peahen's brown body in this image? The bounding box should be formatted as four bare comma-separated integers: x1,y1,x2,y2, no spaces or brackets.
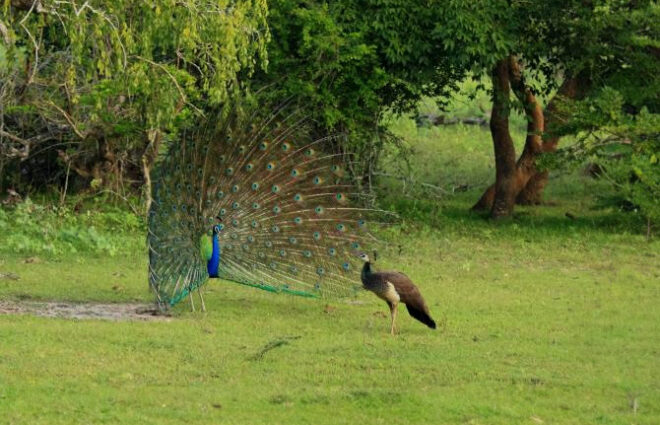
359,253,435,334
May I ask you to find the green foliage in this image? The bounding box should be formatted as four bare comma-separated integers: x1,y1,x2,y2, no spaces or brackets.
1,0,268,191
0,200,144,256
542,89,660,222
253,0,463,179
434,0,658,93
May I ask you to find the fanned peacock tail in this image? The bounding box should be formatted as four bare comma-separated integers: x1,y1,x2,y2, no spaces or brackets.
147,104,389,309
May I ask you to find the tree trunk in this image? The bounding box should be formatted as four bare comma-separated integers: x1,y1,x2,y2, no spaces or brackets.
516,76,584,204
473,64,587,213
142,129,162,216
487,58,517,219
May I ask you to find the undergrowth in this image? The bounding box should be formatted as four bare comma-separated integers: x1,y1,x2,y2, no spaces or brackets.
0,199,145,257
0,102,653,259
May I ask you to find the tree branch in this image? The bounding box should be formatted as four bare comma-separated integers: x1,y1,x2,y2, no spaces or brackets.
48,101,86,139
133,55,204,116
507,56,544,157
0,19,10,45
0,129,31,147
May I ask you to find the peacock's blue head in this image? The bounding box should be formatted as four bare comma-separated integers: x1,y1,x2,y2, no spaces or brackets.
212,217,224,237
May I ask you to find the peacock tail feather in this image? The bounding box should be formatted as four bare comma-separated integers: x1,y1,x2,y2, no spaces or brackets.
147,105,389,309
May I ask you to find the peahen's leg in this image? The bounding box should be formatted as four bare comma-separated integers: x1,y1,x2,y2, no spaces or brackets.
198,287,206,312
389,302,399,335
189,291,196,312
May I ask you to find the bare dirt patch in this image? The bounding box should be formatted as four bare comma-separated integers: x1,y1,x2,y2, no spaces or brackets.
0,300,171,321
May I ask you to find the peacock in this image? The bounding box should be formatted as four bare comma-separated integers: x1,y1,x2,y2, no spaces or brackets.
147,104,386,310
359,252,436,334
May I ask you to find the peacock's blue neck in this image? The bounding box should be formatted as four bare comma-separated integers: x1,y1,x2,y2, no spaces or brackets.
207,233,221,278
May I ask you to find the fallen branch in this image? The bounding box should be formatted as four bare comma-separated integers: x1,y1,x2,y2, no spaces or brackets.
372,171,451,194
248,336,301,361
415,114,488,128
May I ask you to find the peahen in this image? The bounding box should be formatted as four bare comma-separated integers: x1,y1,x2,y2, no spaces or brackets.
359,252,436,334
147,105,385,310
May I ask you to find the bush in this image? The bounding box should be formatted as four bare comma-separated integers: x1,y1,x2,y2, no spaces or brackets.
0,200,145,256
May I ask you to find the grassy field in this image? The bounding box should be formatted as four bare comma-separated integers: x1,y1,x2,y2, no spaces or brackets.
1,116,658,424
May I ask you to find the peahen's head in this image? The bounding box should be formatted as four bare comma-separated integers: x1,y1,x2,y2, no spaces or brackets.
358,251,378,263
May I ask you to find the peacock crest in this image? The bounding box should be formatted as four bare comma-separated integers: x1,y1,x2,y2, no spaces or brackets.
147,104,389,309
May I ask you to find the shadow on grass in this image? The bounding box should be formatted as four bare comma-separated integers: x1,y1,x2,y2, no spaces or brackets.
383,193,649,239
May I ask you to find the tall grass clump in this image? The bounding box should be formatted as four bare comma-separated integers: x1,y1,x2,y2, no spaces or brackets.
0,199,145,257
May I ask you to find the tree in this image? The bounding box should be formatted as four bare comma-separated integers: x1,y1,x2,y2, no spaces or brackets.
434,0,658,218
1,0,268,204
250,0,464,187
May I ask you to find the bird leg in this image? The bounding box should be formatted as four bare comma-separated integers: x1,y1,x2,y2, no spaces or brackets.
197,286,206,312
389,302,398,335
189,291,196,312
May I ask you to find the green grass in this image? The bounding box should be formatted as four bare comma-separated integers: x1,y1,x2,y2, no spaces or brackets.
1,119,658,424
1,203,658,424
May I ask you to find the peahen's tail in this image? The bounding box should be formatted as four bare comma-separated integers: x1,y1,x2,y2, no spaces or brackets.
405,304,436,329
